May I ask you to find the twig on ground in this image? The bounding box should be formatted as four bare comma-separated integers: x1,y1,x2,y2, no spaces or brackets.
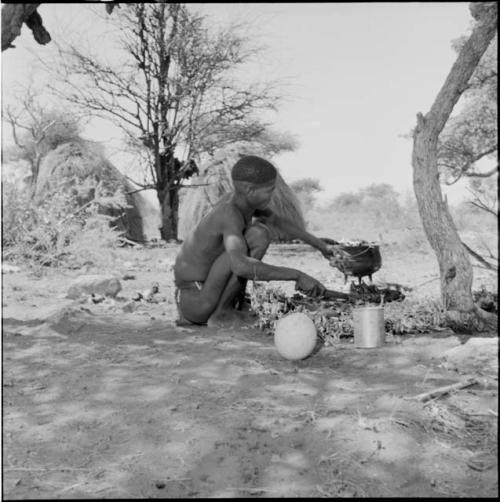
230,487,276,493
409,378,479,402
316,484,336,497
4,467,90,471
57,482,86,493
118,236,142,247
359,440,383,464
414,275,440,288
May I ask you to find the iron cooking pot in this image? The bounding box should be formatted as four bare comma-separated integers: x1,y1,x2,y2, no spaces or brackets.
339,243,382,282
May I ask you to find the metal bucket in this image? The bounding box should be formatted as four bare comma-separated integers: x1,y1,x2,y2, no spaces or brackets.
353,306,385,348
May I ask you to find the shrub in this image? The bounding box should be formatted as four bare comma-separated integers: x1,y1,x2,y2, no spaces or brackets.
2,176,127,270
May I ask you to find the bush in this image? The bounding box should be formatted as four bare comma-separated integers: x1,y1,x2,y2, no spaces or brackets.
2,180,33,248
2,177,127,270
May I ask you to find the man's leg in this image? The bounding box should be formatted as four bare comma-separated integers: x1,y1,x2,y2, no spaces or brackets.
177,222,271,327
209,222,271,325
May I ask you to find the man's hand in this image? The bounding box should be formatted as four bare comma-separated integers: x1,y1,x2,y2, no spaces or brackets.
321,244,351,267
295,272,326,298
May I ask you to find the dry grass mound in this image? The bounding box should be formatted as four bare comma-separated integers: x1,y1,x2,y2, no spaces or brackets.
36,140,144,242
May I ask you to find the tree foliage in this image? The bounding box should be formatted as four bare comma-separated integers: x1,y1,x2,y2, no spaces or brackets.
315,183,418,244
3,86,83,187
289,177,323,210
438,35,497,185
328,184,400,215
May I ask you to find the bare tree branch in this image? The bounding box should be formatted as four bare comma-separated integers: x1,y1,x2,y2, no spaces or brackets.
468,200,497,216
467,164,498,177
462,240,498,271
1,2,122,51
1,4,49,51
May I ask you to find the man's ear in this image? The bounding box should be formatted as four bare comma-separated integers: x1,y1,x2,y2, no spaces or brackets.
246,184,256,195
234,180,254,195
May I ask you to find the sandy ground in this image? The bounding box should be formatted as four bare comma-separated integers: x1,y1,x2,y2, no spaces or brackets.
2,243,498,498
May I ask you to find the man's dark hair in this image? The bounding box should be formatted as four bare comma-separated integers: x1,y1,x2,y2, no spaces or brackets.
231,155,277,184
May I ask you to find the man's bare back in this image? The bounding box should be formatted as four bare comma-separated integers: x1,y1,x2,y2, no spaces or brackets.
174,194,245,286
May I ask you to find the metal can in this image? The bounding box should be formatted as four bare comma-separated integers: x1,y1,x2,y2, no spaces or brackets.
353,306,385,348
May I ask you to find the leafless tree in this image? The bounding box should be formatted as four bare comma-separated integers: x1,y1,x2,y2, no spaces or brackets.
40,3,284,240
412,1,497,333
3,84,83,189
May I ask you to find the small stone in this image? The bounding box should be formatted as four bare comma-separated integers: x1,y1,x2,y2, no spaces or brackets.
90,294,106,304
122,301,137,313
67,275,122,299
155,481,166,489
2,264,21,274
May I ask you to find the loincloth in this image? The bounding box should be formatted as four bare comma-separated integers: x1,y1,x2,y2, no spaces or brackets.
175,280,204,292
174,280,206,326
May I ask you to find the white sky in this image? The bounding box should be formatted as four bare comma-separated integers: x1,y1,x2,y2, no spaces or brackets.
1,2,477,204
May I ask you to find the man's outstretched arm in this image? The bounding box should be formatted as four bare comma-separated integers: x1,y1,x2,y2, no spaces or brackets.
222,221,326,297
256,211,352,266
256,211,331,255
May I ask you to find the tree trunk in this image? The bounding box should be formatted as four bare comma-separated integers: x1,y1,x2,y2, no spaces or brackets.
156,149,180,242
412,2,497,333
159,186,179,242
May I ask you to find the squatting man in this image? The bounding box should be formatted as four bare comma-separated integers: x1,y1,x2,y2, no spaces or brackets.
174,155,349,328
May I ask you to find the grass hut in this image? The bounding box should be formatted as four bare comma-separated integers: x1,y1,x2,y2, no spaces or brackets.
36,140,145,242
179,143,305,241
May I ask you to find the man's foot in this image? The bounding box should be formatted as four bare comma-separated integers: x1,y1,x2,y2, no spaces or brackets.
175,315,207,327
234,292,256,313
208,309,256,329
236,299,258,317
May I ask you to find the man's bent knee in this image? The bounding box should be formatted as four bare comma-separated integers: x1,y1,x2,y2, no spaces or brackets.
244,222,271,253
178,290,216,324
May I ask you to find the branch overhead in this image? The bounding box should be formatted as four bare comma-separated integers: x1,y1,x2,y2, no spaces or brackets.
470,2,497,22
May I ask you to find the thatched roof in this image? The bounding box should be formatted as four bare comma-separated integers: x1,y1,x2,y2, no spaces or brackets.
179,142,305,241
36,140,145,242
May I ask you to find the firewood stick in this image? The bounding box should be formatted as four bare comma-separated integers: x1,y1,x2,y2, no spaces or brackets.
322,289,350,300
410,378,479,402
118,236,142,247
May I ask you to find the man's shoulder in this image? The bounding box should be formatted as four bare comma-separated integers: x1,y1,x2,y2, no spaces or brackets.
210,199,245,226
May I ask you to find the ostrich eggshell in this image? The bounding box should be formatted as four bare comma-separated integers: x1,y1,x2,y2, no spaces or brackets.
274,312,317,361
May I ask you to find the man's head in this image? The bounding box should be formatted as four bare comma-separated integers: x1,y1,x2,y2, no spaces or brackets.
231,156,277,209
231,155,277,184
